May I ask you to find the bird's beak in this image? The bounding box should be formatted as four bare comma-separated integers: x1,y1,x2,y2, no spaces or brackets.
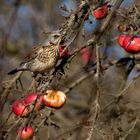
58,35,64,43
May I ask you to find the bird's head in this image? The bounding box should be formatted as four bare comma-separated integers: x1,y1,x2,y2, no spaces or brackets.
42,31,64,47
51,33,64,45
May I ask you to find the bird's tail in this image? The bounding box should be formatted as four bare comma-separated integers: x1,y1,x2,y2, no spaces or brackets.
8,63,28,75
8,68,24,75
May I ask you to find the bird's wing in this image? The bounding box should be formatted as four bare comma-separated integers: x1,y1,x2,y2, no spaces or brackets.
24,45,44,62
20,43,53,66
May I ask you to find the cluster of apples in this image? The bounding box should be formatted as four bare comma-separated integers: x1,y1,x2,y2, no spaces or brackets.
11,46,68,140
91,3,140,54
12,90,66,139
92,3,140,53
118,34,140,53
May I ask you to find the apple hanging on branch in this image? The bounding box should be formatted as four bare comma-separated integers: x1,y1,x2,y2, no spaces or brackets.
12,99,29,117
24,92,44,111
92,3,110,20
43,90,66,108
118,34,140,53
16,126,34,140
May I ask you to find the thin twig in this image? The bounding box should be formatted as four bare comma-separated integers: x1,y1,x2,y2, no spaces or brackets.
86,44,101,140
1,72,23,99
64,69,95,94
121,117,139,140
102,72,140,111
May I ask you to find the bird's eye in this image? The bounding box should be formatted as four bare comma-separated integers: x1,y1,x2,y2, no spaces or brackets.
54,34,59,38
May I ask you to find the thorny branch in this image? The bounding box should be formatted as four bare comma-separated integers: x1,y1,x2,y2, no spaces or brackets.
121,117,139,140
85,0,124,139
102,72,140,112
1,71,23,101
86,44,101,140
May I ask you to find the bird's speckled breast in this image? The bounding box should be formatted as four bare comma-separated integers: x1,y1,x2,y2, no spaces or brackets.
29,46,59,73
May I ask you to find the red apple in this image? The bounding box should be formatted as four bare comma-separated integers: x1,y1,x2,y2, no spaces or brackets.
12,99,29,117
122,35,131,49
43,90,66,108
80,48,90,64
24,93,44,110
118,34,140,53
24,93,37,104
93,4,108,19
17,126,33,140
123,36,140,53
59,46,69,58
128,37,140,52
118,34,127,47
